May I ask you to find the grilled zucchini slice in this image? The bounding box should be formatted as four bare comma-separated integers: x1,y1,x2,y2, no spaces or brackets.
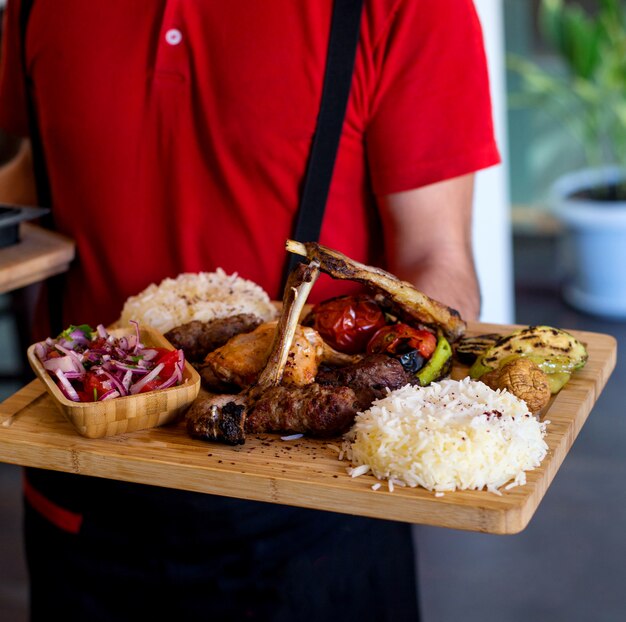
469,325,588,393
454,333,501,365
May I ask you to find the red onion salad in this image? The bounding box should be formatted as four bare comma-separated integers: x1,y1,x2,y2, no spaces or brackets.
33,322,186,403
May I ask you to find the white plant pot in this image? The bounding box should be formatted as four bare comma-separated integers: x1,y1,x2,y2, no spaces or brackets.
550,166,626,318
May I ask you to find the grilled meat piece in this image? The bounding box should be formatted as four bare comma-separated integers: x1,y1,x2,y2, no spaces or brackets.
246,384,358,437
285,239,466,343
196,365,241,394
201,322,319,389
187,262,323,443
188,354,416,443
164,314,262,362
186,393,247,445
187,382,359,443
200,322,358,392
316,354,417,409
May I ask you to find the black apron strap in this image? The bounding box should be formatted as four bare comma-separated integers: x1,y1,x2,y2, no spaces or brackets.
281,0,365,287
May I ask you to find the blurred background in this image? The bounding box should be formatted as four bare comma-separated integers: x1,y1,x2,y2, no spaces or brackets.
1,1,624,620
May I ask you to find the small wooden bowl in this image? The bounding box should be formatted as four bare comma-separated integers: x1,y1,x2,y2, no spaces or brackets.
27,326,201,438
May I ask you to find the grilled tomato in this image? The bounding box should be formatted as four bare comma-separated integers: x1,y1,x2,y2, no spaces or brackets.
366,323,437,358
307,295,387,354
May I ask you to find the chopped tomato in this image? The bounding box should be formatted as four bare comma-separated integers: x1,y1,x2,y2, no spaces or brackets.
137,379,163,394
367,323,437,359
82,372,112,401
90,337,108,350
154,349,180,379
308,295,387,354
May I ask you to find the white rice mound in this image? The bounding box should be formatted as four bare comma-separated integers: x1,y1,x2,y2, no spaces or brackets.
119,269,278,334
343,377,549,495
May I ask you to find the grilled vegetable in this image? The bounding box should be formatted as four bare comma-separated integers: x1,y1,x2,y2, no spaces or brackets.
416,333,452,386
305,294,387,354
366,323,437,359
469,325,588,394
454,333,501,365
480,358,552,413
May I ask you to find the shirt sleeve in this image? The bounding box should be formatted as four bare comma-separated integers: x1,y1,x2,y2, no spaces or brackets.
366,0,501,196
0,0,31,137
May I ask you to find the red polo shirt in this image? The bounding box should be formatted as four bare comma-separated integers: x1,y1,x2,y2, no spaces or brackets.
0,0,499,329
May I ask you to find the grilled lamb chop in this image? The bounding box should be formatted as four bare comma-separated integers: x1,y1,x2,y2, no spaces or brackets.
285,239,466,342
164,314,262,362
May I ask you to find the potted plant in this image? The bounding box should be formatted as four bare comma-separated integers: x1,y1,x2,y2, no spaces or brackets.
508,0,626,318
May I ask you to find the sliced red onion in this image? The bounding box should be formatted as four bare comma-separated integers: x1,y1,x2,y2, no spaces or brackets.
156,368,181,390
55,369,81,402
122,370,133,392
100,389,121,401
63,371,84,380
130,320,142,353
43,356,76,374
141,349,159,361
97,324,108,339
110,360,148,374
100,369,126,397
68,330,90,346
130,363,164,394
34,342,47,361
54,343,75,357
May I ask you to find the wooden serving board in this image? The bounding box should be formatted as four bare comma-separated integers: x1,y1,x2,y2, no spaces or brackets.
0,322,616,535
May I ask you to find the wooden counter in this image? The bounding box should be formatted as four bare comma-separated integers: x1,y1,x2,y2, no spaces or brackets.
0,223,75,294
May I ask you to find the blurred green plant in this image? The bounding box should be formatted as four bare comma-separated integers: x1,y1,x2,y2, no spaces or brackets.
508,0,626,169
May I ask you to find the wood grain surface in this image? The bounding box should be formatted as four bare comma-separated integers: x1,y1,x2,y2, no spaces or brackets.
0,322,616,534
0,223,75,293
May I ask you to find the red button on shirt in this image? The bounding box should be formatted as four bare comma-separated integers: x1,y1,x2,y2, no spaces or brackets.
0,0,499,330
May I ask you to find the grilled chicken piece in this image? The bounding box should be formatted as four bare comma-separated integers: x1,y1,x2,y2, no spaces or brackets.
199,322,358,391
285,239,466,343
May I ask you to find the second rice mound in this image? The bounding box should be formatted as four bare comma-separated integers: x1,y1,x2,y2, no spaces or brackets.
342,377,549,495
120,269,278,334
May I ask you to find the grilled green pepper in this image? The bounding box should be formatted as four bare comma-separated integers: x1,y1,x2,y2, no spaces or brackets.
416,333,452,386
